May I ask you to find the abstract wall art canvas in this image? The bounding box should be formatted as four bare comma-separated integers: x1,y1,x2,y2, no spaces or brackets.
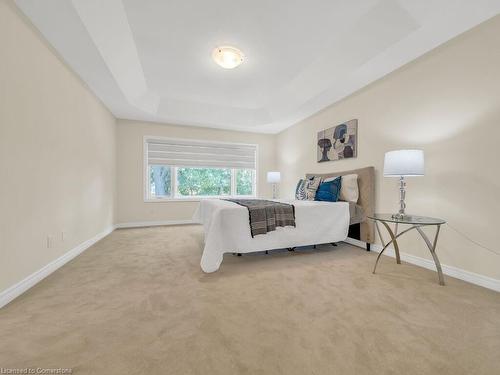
317,119,358,163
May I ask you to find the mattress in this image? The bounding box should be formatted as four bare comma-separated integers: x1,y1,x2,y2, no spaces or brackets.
193,199,351,272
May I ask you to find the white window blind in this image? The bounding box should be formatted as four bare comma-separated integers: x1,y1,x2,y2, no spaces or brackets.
146,138,257,169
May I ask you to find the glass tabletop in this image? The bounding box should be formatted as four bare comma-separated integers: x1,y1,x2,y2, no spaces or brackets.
368,213,446,225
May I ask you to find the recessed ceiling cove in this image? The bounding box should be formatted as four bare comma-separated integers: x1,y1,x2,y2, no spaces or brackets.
15,0,500,133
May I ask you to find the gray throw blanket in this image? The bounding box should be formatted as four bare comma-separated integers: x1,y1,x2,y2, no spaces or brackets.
223,199,296,237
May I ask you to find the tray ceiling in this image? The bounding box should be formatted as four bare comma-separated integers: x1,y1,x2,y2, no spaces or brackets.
15,0,500,133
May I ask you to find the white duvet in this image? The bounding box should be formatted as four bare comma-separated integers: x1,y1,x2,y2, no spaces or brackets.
193,199,350,273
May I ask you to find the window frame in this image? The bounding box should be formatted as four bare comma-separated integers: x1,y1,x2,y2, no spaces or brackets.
143,136,258,202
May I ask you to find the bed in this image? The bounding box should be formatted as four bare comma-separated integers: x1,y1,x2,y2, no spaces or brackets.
193,166,375,273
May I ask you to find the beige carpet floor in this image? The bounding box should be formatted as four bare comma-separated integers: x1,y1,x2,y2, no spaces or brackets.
1,225,499,374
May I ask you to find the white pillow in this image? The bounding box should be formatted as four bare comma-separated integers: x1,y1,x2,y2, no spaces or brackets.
325,174,359,203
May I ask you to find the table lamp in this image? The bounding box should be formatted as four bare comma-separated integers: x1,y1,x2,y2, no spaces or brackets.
267,172,281,199
384,150,424,220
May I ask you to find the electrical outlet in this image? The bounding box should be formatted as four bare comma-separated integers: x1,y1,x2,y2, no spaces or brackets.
46,236,53,248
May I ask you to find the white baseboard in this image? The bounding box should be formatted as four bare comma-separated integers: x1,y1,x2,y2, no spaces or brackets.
115,219,196,229
344,237,500,292
0,225,115,309
344,237,369,249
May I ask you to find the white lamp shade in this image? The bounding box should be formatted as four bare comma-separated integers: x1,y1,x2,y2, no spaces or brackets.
267,171,281,183
384,150,424,177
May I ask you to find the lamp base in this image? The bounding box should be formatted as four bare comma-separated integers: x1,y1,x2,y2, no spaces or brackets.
393,177,408,221
271,183,279,200
391,213,413,221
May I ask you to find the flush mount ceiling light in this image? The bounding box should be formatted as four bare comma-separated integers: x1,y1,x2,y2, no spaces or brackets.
212,46,244,69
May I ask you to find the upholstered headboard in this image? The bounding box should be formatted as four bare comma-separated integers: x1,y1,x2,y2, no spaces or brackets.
306,166,375,244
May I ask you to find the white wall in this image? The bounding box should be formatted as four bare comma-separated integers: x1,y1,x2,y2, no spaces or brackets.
0,0,116,293
116,119,276,225
276,15,500,280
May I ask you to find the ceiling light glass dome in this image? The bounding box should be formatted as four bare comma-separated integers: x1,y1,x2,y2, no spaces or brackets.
212,46,244,69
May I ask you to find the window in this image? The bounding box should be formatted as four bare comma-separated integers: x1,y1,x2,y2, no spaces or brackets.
145,137,257,200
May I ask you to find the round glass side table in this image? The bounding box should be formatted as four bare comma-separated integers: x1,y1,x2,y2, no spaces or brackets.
368,214,447,285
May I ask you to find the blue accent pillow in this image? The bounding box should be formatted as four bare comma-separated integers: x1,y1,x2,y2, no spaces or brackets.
315,177,342,202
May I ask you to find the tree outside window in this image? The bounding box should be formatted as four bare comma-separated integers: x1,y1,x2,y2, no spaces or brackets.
148,165,255,199
150,165,171,197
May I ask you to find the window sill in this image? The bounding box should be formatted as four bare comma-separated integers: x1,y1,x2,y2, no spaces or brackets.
144,195,256,203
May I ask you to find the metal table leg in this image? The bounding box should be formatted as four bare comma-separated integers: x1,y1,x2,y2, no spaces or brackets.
375,221,385,246
416,225,445,286
372,225,416,274
380,221,401,264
